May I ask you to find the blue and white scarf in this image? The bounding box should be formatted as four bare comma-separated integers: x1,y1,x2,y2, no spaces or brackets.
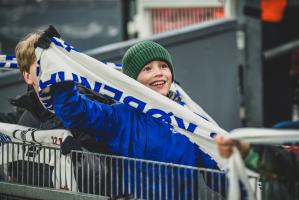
0,55,18,69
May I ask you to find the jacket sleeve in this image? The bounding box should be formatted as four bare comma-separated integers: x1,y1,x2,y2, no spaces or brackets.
50,81,116,139
244,145,299,181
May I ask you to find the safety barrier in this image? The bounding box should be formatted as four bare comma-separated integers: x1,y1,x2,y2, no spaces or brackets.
0,141,262,200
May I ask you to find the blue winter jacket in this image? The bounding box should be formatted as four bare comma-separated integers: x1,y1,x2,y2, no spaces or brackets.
51,82,224,199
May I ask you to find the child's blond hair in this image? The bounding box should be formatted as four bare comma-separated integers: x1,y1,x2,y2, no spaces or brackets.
15,32,42,74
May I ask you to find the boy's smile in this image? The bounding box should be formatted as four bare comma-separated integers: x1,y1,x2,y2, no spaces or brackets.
137,60,172,96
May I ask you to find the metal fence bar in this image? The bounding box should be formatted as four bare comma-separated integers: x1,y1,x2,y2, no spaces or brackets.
140,161,143,199
263,38,299,61
11,143,15,183
43,146,46,188
159,164,162,200
26,144,29,185
204,170,208,199
47,148,50,187
171,165,174,199
98,155,102,194
32,145,36,187
110,157,113,197
121,158,125,195
38,145,41,187
75,151,79,192
134,159,137,199
146,161,149,199
211,171,214,199
104,156,108,196
16,144,19,184
92,155,95,194
53,148,56,189
59,149,61,189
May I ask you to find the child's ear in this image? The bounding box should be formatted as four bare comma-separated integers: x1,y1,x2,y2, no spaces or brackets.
23,71,33,85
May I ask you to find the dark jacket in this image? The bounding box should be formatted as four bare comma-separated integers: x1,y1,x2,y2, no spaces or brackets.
7,86,114,194
11,86,114,153
245,144,299,200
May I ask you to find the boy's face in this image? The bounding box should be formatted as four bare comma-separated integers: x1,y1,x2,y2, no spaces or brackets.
23,62,39,94
137,60,172,96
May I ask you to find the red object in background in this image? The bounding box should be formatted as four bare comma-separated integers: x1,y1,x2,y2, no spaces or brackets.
151,7,224,34
261,0,287,22
283,145,299,156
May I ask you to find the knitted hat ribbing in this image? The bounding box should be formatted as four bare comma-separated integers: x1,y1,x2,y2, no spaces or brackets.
122,41,174,80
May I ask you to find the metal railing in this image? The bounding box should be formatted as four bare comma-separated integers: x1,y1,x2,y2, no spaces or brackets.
1,141,281,199
0,141,231,199
69,150,227,199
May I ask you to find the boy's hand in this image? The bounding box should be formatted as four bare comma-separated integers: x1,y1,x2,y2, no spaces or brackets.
215,135,250,159
35,25,61,49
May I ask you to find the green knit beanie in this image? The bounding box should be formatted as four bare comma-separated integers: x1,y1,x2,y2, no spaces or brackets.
122,40,174,80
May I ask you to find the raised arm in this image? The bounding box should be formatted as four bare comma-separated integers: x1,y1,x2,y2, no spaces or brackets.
215,135,299,180
50,81,116,139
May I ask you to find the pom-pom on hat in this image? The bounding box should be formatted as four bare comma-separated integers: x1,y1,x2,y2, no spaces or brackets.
122,40,174,80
